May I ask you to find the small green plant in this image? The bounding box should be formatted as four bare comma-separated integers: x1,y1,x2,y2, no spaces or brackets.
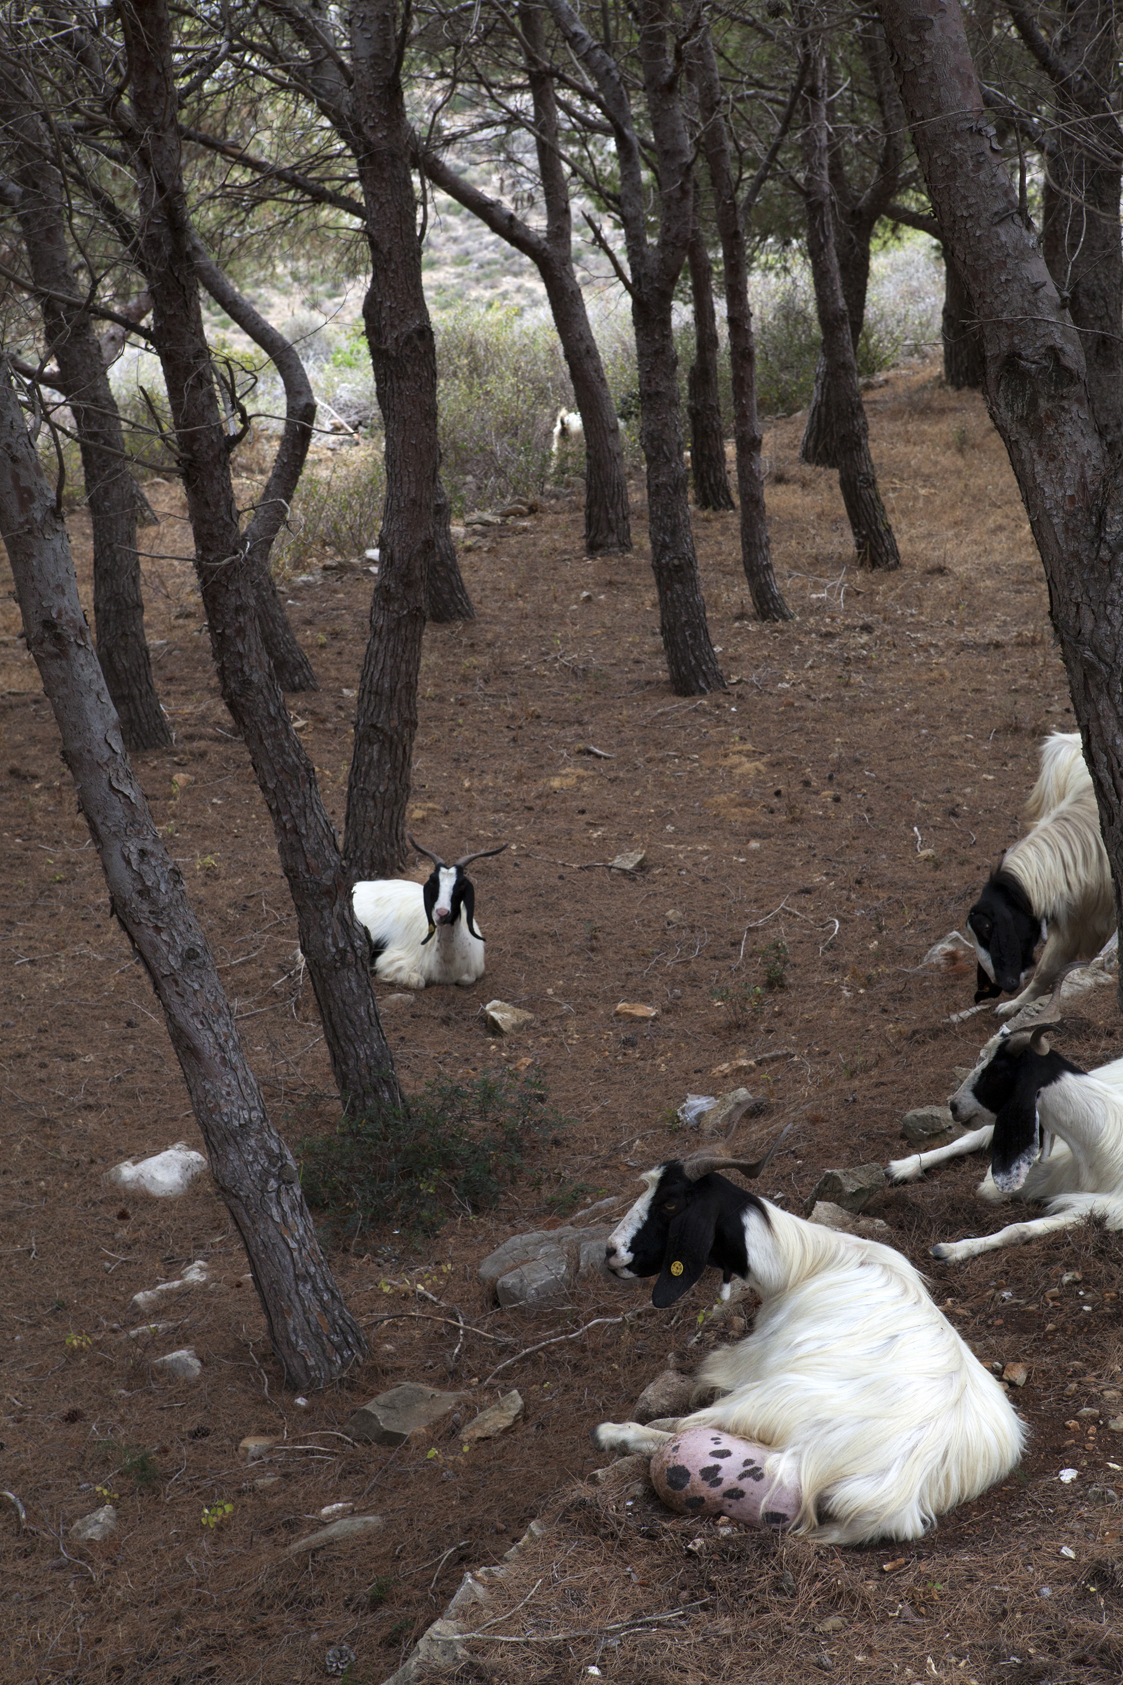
545,1180,600,1217
367,1576,394,1609
201,1499,234,1529
298,1069,569,1241
95,1483,119,1503
65,1331,92,1351
713,979,765,1030
759,938,790,992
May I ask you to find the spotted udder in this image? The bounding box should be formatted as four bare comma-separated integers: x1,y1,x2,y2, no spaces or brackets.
649,1428,800,1530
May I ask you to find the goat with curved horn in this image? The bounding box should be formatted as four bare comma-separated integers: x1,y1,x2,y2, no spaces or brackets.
352,837,507,989
455,843,509,869
681,1123,794,1183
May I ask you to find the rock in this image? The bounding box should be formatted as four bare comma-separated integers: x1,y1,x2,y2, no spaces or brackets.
153,1347,203,1382
479,1227,583,1289
130,1259,209,1312
239,1435,277,1461
807,1200,891,1238
283,1514,384,1558
345,1384,464,1446
901,1105,956,1144
571,1196,622,1225
319,1502,355,1520
804,1165,886,1215
105,1142,207,1198
665,908,684,926
462,1391,524,1442
252,1475,281,1490
1003,1363,1029,1388
378,993,415,1008
609,849,646,873
71,1504,117,1542
483,999,536,1035
464,511,502,527
632,1368,696,1424
576,1227,615,1280
1086,1485,1122,1505
816,1616,847,1634
614,1001,658,1020
126,1321,177,1340
496,1248,571,1308
699,1087,756,1137
1107,1416,1123,1432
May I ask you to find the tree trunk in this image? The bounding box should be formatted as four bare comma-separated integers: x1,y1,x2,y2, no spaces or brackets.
691,31,791,621
2,97,170,752
877,0,1123,992
430,474,475,621
190,238,319,692
941,248,985,388
0,361,368,1391
800,31,900,570
686,211,735,511
120,0,402,1120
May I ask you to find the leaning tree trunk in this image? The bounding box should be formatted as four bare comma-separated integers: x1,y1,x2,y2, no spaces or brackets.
0,360,368,1390
941,248,985,389
429,474,475,621
686,211,735,511
2,95,170,751
800,30,900,570
120,0,402,1119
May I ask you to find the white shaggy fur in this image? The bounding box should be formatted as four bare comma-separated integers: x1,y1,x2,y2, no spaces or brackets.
551,408,583,453
352,874,484,990
596,1199,1023,1546
991,731,1113,1015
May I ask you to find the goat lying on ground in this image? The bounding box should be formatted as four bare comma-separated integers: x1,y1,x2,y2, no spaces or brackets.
594,1141,1023,1545
888,1023,1123,1262
967,731,1112,1015
351,837,506,990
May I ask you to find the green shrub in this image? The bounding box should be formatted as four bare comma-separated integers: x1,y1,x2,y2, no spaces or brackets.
298,1068,567,1242
272,443,385,574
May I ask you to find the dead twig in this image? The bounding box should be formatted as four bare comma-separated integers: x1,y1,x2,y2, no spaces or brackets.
357,1310,512,1344
460,1605,702,1643
480,1311,649,1388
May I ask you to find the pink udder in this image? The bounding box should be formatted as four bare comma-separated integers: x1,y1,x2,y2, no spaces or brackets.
650,1428,800,1530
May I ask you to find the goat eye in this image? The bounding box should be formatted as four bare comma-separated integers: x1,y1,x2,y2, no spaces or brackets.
662,1200,678,1213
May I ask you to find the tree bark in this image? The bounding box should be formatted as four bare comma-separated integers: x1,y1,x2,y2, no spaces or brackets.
877,0,1123,991
0,359,368,1390
691,30,792,621
430,473,476,621
686,206,734,512
942,248,985,388
119,0,402,1118
799,29,900,570
542,0,725,695
1,96,170,752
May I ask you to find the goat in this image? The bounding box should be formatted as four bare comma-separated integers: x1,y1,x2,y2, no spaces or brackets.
594,1140,1023,1546
888,1022,1123,1262
551,408,583,454
351,836,506,990
967,731,1112,1015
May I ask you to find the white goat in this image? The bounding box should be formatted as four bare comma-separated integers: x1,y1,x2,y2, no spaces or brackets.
967,731,1112,1015
594,1144,1023,1546
551,408,583,454
351,837,506,990
889,1022,1123,1262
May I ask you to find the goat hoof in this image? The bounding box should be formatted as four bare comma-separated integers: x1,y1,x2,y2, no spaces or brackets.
930,1243,951,1260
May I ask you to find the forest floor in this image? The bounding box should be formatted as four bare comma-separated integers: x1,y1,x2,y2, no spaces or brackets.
2,359,1122,1685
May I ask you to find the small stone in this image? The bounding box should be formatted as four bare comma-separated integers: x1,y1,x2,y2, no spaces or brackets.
283,1515,384,1558
126,1321,177,1340
130,1259,209,1312
71,1504,117,1542
1002,1363,1029,1388
614,1001,658,1020
699,1088,755,1137
1059,1468,1079,1482
816,1616,847,1633
171,771,194,794
377,993,415,1008
609,850,646,873
807,1200,891,1238
665,909,684,926
462,1391,524,1442
319,1501,355,1520
105,1142,207,1198
803,1165,886,1215
484,999,536,1035
153,1348,203,1382
496,1249,571,1308
1108,1417,1123,1432
464,511,502,527
239,1435,277,1462
253,1475,282,1490
345,1383,464,1446
901,1106,955,1145
1086,1485,1121,1506
632,1369,696,1424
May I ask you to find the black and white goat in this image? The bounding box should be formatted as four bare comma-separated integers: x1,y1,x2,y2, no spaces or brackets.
594,1142,1023,1546
351,837,506,990
967,731,1112,1015
889,1023,1123,1262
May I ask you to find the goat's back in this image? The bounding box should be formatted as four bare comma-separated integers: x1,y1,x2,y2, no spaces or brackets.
1024,731,1090,824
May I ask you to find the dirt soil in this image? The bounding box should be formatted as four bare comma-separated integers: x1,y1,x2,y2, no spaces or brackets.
2,360,1122,1685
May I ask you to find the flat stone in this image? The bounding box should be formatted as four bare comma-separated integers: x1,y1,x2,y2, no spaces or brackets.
464,511,502,527
239,1435,278,1462
345,1383,464,1446
496,1248,571,1308
1107,1416,1123,1432
71,1504,117,1542
126,1321,177,1340
804,1165,886,1215
130,1259,209,1312
105,1143,207,1198
1003,1363,1029,1388
484,999,536,1035
378,993,415,1008
632,1368,696,1424
319,1502,355,1520
153,1347,203,1381
807,1200,891,1238
609,850,646,873
699,1087,755,1137
479,1227,583,1289
462,1391,524,1442
614,1001,658,1020
902,1105,955,1145
283,1514,384,1557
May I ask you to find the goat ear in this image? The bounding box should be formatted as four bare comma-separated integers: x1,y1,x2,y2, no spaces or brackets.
990,1064,1043,1192
974,964,1002,1003
652,1199,718,1308
988,901,1031,993
460,878,483,941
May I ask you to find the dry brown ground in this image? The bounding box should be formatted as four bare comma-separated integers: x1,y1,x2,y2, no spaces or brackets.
2,360,1121,1685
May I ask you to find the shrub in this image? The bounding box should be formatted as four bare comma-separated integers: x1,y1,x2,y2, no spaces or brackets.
298,1068,567,1242
271,443,385,575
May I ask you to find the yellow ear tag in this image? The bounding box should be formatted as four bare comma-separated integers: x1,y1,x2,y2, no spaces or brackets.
670,1261,684,1277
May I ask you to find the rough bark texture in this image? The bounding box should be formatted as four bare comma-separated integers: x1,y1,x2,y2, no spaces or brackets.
877,0,1123,991
0,360,368,1391
1,96,169,751
431,474,475,621
120,0,402,1118
686,210,734,512
190,238,319,692
800,32,900,571
542,0,724,694
942,249,986,389
691,33,792,621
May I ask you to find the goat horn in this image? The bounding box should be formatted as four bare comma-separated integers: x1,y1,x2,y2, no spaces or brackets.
408,834,447,869
1004,1021,1061,1057
454,842,508,869
681,1122,794,1183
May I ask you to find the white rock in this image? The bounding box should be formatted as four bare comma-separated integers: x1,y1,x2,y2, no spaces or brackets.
152,1347,203,1381
130,1260,209,1312
126,1321,177,1340
105,1143,207,1198
71,1504,117,1542
1059,1468,1079,1483
484,1000,536,1034
283,1514,384,1557
609,850,646,873
319,1501,355,1520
